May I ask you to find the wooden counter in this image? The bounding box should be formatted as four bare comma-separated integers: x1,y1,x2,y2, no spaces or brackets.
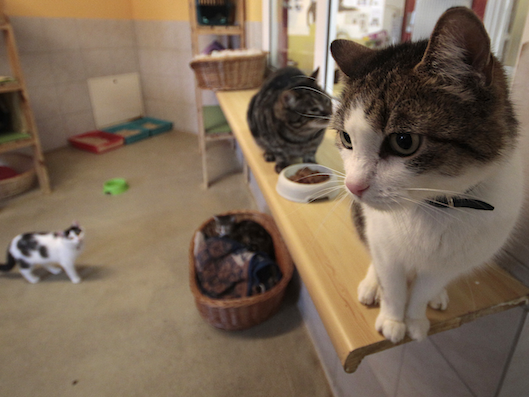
216,89,529,373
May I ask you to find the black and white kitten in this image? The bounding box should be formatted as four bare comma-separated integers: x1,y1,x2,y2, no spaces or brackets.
1,222,85,283
330,7,523,343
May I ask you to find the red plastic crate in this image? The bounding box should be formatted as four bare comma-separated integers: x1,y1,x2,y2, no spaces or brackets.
68,130,124,154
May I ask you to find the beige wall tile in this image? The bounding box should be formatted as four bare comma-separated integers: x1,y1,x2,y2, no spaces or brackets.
62,110,96,138
430,307,524,397
19,52,55,87
499,311,529,397
35,115,66,152
55,82,92,115
42,18,81,51
49,49,87,84
396,340,474,397
26,84,61,121
10,17,46,53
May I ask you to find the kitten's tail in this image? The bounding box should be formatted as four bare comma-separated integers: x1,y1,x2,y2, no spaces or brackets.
0,250,16,272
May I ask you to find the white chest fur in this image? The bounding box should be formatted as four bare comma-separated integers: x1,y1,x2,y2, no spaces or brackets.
363,150,523,274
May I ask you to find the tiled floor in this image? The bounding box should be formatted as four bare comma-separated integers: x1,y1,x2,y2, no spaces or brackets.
0,131,332,397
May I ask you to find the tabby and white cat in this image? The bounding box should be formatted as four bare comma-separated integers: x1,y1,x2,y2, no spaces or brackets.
330,7,523,343
247,66,332,173
0,222,84,284
212,214,276,260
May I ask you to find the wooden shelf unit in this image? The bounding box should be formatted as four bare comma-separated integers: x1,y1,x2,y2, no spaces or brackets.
188,0,246,188
0,15,50,194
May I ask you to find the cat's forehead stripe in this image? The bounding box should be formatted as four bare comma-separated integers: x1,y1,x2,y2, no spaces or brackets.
344,105,377,137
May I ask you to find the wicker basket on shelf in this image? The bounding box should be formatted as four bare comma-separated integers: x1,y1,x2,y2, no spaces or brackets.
189,210,294,331
190,52,267,90
0,153,36,199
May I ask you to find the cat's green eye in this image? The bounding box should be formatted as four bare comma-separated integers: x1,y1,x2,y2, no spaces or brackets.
388,133,422,156
339,130,353,149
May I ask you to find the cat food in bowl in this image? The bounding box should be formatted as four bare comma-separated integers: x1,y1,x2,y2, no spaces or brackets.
276,164,340,203
288,167,331,184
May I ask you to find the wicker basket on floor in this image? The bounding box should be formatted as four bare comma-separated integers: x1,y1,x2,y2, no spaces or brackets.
190,52,267,91
0,153,36,199
189,210,294,331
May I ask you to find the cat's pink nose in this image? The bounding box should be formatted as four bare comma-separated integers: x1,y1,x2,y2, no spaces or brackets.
346,181,370,198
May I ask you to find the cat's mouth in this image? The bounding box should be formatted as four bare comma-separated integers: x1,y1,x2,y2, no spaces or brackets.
347,189,403,211
360,199,401,211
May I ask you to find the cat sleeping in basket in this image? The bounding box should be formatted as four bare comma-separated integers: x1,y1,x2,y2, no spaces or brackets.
0,222,85,284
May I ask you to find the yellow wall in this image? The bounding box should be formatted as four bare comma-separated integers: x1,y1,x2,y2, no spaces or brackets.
246,1,261,22
5,0,134,19
131,0,189,21
5,0,261,21
131,0,261,22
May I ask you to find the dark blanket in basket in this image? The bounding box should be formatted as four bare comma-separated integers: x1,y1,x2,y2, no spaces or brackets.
195,236,282,299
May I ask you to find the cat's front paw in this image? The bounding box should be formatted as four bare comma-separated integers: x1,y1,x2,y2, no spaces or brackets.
264,152,275,162
274,162,288,173
48,266,62,275
375,314,406,343
358,276,380,306
406,317,430,341
20,270,40,284
428,289,449,310
27,275,40,284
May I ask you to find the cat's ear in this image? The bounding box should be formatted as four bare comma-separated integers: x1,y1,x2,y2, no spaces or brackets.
310,67,320,79
415,7,494,86
330,39,376,79
193,231,206,257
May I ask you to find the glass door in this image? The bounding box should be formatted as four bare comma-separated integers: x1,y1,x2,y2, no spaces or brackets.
321,0,407,94
265,0,319,76
263,0,528,92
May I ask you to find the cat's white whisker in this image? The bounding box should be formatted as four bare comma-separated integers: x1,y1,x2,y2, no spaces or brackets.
399,192,484,221
293,74,317,82
294,111,332,120
404,187,482,201
307,185,346,203
311,164,346,178
280,186,349,233
398,196,466,223
310,190,351,239
389,197,417,236
465,277,477,311
291,86,341,103
293,171,343,181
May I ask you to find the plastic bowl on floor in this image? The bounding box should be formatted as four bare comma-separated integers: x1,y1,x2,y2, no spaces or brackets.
103,178,129,195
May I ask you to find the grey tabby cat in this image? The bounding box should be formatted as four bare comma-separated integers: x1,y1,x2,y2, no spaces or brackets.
330,7,523,342
247,66,332,173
